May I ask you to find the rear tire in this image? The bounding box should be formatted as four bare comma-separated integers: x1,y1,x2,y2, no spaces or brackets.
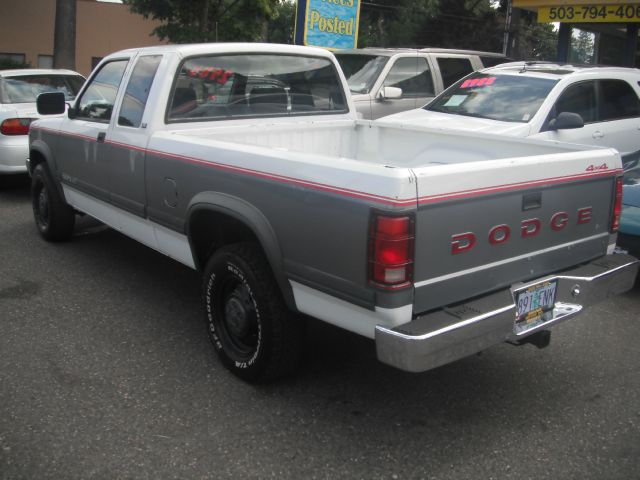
203,242,303,383
31,163,75,241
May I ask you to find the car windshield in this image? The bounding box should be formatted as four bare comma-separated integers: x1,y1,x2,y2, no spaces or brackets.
2,74,85,103
427,73,559,123
334,53,389,94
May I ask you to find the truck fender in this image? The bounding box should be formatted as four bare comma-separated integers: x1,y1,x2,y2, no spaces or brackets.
29,140,67,200
186,192,296,311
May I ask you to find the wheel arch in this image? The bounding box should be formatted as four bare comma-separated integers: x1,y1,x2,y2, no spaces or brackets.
186,192,296,311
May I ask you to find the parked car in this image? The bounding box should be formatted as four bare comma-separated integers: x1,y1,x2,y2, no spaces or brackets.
0,69,85,180
379,62,640,160
334,48,510,119
619,160,640,255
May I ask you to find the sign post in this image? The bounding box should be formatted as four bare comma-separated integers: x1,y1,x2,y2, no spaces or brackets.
294,0,361,50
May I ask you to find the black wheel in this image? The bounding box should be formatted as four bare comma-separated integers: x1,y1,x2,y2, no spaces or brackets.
31,163,75,241
203,243,303,382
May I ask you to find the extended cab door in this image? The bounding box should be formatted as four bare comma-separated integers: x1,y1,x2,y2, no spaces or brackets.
107,54,163,217
57,59,129,201
370,55,435,119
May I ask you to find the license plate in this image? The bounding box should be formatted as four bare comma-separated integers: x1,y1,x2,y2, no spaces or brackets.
514,280,557,335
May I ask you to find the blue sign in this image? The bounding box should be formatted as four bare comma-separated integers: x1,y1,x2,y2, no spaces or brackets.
294,0,360,50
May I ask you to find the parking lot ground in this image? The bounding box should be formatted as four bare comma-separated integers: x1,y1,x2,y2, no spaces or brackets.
2,178,640,480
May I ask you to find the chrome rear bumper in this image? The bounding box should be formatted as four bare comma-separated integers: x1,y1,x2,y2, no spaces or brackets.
375,253,639,372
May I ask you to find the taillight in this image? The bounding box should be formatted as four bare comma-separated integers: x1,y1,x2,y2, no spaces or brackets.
610,176,623,233
0,118,33,135
368,212,415,290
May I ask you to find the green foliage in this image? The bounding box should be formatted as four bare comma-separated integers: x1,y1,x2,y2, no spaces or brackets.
123,0,279,43
267,1,296,44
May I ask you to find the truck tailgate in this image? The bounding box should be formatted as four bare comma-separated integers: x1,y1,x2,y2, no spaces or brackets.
411,148,622,314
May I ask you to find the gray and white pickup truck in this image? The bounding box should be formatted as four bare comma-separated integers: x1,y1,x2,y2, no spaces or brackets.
29,43,638,382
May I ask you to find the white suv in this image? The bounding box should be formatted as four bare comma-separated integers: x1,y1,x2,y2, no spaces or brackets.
0,69,84,179
380,62,640,162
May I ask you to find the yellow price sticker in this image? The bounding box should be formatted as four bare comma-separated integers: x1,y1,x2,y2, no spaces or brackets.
538,4,640,22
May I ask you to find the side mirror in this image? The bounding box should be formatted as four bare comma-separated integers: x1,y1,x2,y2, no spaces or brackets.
549,111,584,131
378,86,402,101
36,92,66,115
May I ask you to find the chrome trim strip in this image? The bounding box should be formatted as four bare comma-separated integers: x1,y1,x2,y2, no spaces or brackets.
414,232,609,288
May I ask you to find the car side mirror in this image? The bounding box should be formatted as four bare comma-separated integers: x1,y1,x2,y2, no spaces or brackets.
549,111,584,131
36,92,66,115
378,86,402,101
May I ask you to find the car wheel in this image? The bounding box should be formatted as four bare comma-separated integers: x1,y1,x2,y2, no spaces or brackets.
203,242,303,383
31,163,75,241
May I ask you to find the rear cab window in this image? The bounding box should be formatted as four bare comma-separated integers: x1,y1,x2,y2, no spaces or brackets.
166,53,348,122
1,74,84,103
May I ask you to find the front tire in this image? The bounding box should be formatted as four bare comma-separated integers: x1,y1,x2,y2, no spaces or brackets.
31,163,75,241
203,243,302,383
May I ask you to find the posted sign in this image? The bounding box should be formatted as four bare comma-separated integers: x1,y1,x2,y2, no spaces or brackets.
294,0,361,50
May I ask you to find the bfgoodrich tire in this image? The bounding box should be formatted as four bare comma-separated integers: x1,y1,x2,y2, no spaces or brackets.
31,163,75,241
203,242,303,383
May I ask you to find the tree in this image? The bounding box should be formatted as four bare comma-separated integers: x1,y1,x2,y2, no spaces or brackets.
122,0,279,43
53,0,76,69
266,1,296,44
570,29,594,64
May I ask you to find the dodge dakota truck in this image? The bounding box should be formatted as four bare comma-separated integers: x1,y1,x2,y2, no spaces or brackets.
29,43,638,382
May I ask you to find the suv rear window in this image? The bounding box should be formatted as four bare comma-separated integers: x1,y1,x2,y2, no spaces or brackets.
427,73,558,123
2,74,84,103
167,54,347,122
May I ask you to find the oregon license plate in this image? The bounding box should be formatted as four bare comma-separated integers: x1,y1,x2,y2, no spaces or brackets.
514,280,557,335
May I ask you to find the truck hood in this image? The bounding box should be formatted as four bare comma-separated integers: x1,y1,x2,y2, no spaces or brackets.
380,109,531,136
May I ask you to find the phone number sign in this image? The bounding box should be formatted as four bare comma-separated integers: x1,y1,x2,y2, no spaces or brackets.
538,3,640,22
295,0,361,49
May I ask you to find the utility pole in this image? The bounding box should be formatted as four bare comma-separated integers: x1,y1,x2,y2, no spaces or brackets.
53,0,77,70
503,0,521,59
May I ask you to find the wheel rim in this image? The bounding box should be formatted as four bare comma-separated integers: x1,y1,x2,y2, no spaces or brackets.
219,279,259,358
35,185,50,228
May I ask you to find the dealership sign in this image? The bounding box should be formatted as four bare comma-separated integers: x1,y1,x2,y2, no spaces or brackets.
294,0,361,49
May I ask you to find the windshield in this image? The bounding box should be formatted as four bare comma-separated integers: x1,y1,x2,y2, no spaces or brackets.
427,73,558,123
334,54,389,94
2,74,85,104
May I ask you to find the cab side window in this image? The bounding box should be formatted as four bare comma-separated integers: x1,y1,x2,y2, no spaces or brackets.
599,79,640,121
554,81,597,123
118,55,162,128
383,57,434,97
436,57,474,89
76,60,128,122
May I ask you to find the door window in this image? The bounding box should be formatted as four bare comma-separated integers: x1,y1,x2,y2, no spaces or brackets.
383,57,434,97
118,55,162,128
436,57,474,89
599,79,640,121
554,81,597,123
76,60,128,122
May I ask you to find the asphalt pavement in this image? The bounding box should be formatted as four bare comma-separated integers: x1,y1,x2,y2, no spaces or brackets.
1,176,639,480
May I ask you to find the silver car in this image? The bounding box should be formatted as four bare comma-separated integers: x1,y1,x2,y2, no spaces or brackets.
334,48,509,119
0,69,84,179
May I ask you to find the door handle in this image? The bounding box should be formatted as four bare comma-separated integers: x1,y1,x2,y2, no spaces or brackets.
97,132,106,143
592,131,604,139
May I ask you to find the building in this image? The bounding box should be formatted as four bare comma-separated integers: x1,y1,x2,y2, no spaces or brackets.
0,0,166,76
513,0,639,67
